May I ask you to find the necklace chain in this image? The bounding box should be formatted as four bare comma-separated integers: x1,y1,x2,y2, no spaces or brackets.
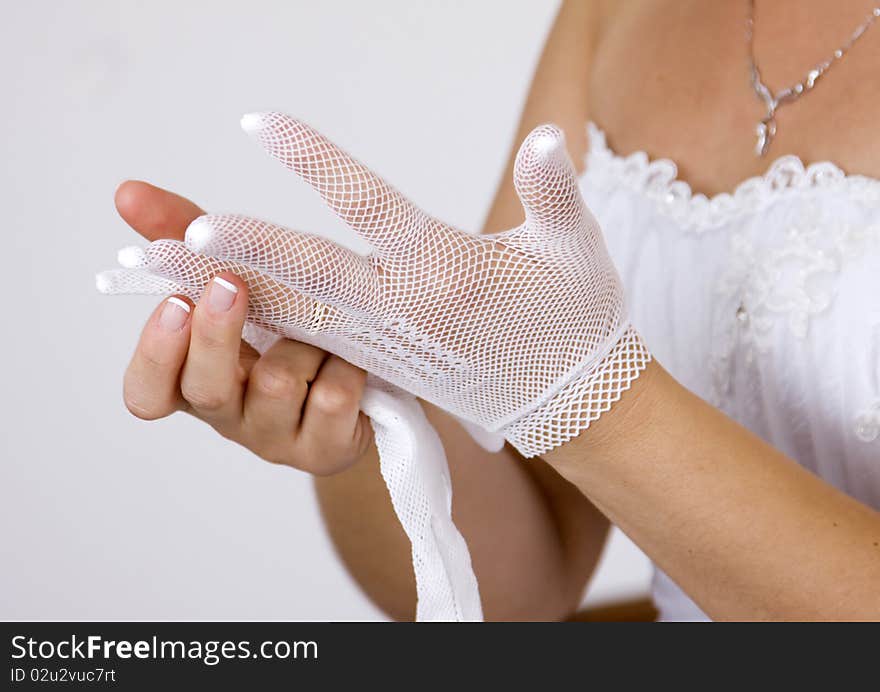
747,0,880,157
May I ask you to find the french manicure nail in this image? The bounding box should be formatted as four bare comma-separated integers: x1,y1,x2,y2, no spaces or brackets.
158,297,191,332
208,276,238,312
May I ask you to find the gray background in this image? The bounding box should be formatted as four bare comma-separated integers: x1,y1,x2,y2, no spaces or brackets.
0,0,650,620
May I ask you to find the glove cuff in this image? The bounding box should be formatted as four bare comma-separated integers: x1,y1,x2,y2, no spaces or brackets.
500,326,652,458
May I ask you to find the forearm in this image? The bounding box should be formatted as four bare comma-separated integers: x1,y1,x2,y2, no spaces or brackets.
315,403,608,621
544,360,880,620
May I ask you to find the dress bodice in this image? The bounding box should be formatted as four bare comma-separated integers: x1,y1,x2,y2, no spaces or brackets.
579,122,880,621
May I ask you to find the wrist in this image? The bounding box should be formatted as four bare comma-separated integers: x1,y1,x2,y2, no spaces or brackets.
500,326,652,458
541,357,668,474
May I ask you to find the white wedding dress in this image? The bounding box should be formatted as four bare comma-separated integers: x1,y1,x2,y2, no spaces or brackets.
579,122,880,621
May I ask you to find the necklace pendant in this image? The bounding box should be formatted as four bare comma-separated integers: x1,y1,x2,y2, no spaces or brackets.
747,1,880,158
755,115,776,157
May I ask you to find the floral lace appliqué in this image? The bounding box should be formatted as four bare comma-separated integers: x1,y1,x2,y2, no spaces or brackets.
709,210,880,406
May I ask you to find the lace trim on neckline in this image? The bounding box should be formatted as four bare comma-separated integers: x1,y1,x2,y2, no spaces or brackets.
584,121,880,232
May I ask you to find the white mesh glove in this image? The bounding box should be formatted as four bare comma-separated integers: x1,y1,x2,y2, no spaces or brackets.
97,113,651,620
105,113,650,457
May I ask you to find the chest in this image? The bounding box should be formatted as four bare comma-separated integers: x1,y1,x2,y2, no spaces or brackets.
589,0,880,196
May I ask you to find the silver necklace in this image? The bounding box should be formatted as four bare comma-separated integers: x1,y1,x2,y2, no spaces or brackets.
747,0,880,157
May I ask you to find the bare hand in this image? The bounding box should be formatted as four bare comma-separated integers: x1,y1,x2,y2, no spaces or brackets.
115,180,373,475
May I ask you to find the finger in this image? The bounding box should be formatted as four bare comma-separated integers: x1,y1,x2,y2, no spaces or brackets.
241,339,326,463
512,124,585,237
238,340,261,375
186,214,380,312
123,295,193,420
179,272,248,427
141,239,347,338
115,180,205,241
241,112,430,254
297,355,371,474
101,263,262,387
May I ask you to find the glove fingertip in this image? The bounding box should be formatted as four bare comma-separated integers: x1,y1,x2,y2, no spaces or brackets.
95,271,113,294
117,245,146,269
184,216,213,252
240,111,269,134
516,124,567,173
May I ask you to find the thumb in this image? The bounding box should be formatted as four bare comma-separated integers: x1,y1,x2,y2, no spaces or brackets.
513,124,584,235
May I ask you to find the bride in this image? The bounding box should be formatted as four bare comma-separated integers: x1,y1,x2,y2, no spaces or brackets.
110,0,880,620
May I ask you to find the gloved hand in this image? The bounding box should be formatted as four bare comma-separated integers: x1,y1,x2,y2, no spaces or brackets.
101,113,650,458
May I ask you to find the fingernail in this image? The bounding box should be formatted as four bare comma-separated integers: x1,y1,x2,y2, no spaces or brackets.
208,276,238,312
158,297,191,332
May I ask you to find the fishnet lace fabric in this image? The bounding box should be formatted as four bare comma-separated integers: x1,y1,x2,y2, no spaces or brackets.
362,378,482,621
500,326,651,457
97,113,652,620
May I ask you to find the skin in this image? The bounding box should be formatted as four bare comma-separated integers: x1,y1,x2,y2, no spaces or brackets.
119,0,880,620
